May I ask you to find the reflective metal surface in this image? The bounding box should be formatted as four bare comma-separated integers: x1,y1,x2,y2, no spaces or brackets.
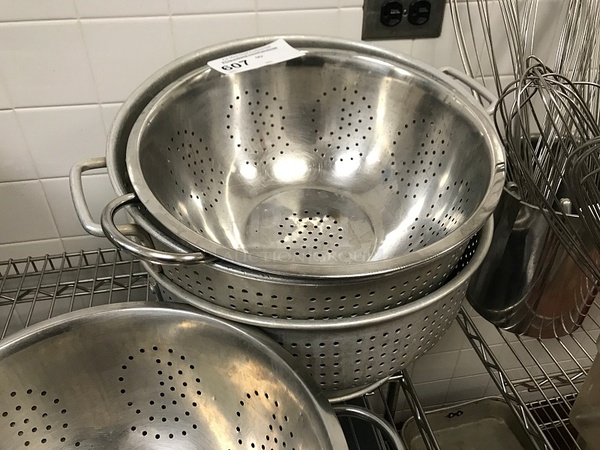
0,302,348,449
0,249,419,450
71,165,475,319
146,219,493,394
122,36,504,278
71,36,504,320
402,397,536,450
158,242,471,320
467,188,597,338
334,404,405,450
458,296,600,450
74,160,480,320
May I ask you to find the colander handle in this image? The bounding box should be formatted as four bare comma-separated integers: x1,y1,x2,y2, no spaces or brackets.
69,157,109,237
101,193,214,265
333,405,406,450
70,158,161,244
70,158,170,248
440,66,498,115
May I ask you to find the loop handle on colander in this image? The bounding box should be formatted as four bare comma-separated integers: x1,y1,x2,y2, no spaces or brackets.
101,193,215,265
333,405,406,450
440,66,498,116
70,157,108,237
70,157,146,239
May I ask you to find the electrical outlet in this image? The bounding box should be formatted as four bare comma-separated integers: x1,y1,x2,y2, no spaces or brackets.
362,0,445,40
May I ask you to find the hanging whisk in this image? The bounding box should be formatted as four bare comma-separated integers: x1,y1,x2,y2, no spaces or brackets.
449,0,600,102
495,58,600,281
566,137,600,254
449,0,547,94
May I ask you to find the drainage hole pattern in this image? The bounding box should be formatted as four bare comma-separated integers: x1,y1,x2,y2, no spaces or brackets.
2,389,75,447
121,345,203,441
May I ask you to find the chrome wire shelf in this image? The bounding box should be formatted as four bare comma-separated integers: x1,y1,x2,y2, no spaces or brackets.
6,248,594,449
457,302,600,450
0,249,152,340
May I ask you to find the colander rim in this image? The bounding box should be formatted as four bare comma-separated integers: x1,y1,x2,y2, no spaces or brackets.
0,301,349,448
144,217,494,331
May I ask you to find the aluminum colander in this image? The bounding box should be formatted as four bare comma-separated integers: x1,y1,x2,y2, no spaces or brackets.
0,302,404,450
146,218,493,396
99,36,505,280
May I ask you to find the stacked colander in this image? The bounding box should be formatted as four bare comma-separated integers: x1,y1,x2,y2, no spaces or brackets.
71,36,504,397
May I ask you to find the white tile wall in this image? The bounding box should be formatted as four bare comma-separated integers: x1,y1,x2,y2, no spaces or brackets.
168,0,256,15
411,350,461,383
172,13,258,57
452,348,489,378
41,174,118,237
483,379,501,397
0,0,572,414
74,0,170,18
0,110,38,182
425,320,469,354
14,296,90,328
338,7,363,40
530,0,565,68
16,104,107,178
445,373,493,404
61,235,113,253
0,76,11,109
257,0,339,11
256,9,342,36
411,3,464,70
339,0,363,6
100,103,123,134
412,379,452,408
0,181,59,245
0,239,64,261
0,304,24,336
471,315,512,346
0,21,98,107
81,17,176,103
0,0,76,22
489,342,532,371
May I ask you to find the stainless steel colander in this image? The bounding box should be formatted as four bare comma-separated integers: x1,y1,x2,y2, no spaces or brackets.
146,218,493,396
71,36,504,319
98,36,504,281
0,303,405,450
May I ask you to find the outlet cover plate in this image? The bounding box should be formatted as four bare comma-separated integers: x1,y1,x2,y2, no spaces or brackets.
362,0,445,40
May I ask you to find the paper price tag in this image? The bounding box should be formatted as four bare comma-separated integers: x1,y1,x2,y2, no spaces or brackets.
207,39,304,75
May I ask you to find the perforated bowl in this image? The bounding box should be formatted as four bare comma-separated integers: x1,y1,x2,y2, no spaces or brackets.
157,239,469,320
148,218,493,395
0,303,348,450
101,36,504,280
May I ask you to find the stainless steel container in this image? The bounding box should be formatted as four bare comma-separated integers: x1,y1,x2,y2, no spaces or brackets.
145,219,493,396
0,303,346,449
570,339,600,449
401,397,535,450
112,37,504,279
467,187,598,338
70,36,504,320
0,302,405,450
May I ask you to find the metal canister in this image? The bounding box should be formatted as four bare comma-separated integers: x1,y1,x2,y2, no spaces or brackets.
467,186,598,338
